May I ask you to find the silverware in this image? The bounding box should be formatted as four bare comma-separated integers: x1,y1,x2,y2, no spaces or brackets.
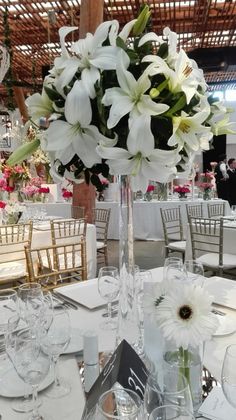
212,309,226,316
102,309,118,318
52,292,78,310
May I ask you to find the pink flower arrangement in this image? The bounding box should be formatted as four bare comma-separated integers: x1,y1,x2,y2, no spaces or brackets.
38,187,50,194
174,185,191,194
146,185,155,193
0,201,6,209
21,185,39,197
4,186,15,193
62,190,73,199
197,172,214,191
29,177,42,188
0,178,7,190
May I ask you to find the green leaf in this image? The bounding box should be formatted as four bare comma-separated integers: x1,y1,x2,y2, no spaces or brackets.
157,43,168,59
116,36,127,50
44,86,62,102
6,139,40,166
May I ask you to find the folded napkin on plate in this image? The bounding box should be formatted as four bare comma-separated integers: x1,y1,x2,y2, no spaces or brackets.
198,387,236,420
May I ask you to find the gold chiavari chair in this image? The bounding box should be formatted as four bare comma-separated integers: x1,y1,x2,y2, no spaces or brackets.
207,202,226,219
92,208,111,266
24,238,87,289
186,203,203,222
50,218,87,246
189,216,236,277
0,222,33,286
160,207,186,259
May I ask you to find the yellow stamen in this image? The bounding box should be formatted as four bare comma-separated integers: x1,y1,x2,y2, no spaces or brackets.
183,64,192,78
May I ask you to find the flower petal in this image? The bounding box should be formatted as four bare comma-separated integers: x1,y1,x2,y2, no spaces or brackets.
127,115,154,156
65,80,92,126
73,132,101,168
45,121,73,151
116,50,136,95
59,26,78,57
137,96,169,116
55,57,80,92
90,46,119,70
138,32,163,47
97,145,131,160
119,19,137,41
106,95,133,129
81,67,100,99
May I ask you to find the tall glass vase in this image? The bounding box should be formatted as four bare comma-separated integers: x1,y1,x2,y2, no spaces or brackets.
116,175,140,351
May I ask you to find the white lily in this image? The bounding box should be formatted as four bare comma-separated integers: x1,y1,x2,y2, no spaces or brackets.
168,110,212,152
25,89,54,124
102,50,169,129
55,20,119,98
97,115,179,192
45,80,114,168
211,115,236,136
143,49,201,104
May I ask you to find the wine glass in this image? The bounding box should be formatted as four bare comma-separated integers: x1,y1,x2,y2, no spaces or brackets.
163,257,183,281
183,260,205,287
0,289,18,334
13,329,51,420
221,344,236,408
96,388,144,419
149,405,194,419
41,307,71,398
98,266,120,330
18,283,43,324
231,205,236,222
144,371,193,417
165,260,187,285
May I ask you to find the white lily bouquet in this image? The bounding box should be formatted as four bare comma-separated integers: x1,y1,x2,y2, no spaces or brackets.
9,5,234,192
144,279,219,409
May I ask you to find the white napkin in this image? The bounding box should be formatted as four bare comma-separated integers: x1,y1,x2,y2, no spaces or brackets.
198,387,236,420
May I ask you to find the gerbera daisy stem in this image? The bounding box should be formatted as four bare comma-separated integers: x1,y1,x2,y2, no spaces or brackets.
178,347,192,399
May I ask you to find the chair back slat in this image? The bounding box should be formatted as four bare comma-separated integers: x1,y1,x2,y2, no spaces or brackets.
207,202,226,218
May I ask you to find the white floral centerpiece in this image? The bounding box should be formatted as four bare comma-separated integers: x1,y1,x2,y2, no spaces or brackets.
144,279,219,409
8,5,235,191
1,199,24,224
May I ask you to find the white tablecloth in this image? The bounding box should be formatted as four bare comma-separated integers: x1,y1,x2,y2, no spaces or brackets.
31,222,97,279
1,269,235,419
97,199,230,240
25,202,71,218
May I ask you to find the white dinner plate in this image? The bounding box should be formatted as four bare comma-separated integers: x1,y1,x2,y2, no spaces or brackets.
63,328,83,354
212,315,236,337
0,355,54,398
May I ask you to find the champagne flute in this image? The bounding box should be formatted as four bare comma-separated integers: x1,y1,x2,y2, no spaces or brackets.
13,329,51,420
222,344,236,408
96,388,144,419
0,289,18,334
149,405,194,419
41,308,71,398
98,266,120,330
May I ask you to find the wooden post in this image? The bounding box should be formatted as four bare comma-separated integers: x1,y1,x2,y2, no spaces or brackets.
73,0,104,223
13,86,28,124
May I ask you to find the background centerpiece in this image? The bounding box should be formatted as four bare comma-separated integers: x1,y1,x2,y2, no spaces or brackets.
174,185,191,200
197,172,214,200
8,5,234,349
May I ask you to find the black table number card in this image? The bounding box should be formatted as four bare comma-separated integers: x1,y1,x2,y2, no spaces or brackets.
82,339,149,419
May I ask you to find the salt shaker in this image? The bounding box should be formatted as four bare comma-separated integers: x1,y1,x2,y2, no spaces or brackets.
83,331,99,393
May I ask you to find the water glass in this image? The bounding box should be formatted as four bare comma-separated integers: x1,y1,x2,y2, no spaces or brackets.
183,260,205,287
149,405,194,419
222,344,236,408
144,371,193,416
96,388,144,419
0,289,18,334
165,261,187,285
231,205,236,221
98,266,120,330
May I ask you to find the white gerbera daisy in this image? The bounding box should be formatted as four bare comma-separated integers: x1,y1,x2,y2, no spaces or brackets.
143,279,172,320
155,285,219,349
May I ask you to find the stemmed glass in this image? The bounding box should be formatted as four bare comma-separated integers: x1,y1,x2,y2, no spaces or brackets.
163,257,183,282
13,329,51,420
98,266,120,330
18,283,43,325
231,205,236,222
149,405,194,419
165,260,187,285
144,371,193,417
221,344,236,408
41,307,71,398
0,289,18,334
96,388,144,419
183,260,205,287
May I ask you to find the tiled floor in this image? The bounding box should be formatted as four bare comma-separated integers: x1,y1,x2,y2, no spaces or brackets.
103,239,167,271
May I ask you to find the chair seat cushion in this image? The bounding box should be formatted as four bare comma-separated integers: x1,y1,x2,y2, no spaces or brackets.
0,261,26,280
197,253,236,269
96,241,106,250
42,252,82,270
168,241,186,252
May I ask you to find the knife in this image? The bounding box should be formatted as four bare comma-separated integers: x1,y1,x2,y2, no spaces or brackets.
52,292,78,310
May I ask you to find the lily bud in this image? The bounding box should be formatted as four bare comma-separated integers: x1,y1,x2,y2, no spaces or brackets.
133,5,151,36
7,139,40,166
150,88,160,99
